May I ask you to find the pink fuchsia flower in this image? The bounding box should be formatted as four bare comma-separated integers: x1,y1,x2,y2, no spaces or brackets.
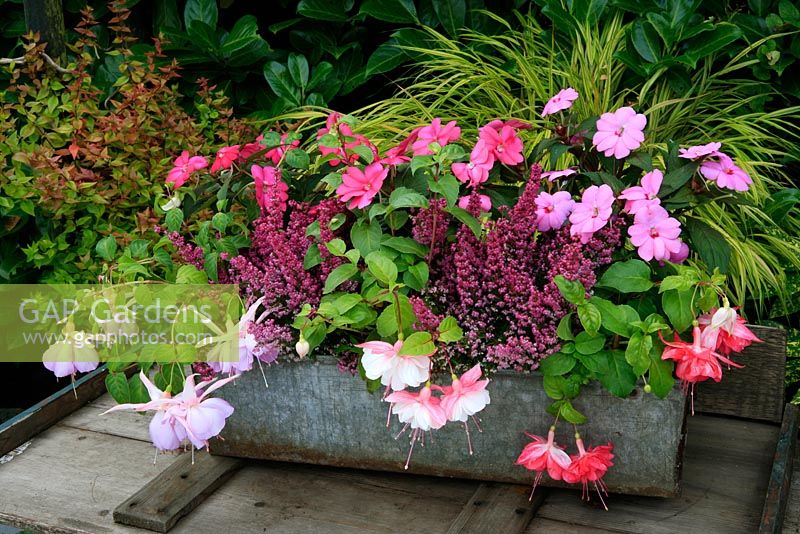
458,194,491,212
699,152,752,192
627,204,682,262
679,141,722,160
386,385,448,469
168,374,238,451
592,107,647,159
251,165,289,212
562,436,614,510
541,88,579,117
357,339,433,391
437,364,491,455
569,184,615,243
166,151,208,188
210,145,240,173
412,118,461,156
535,191,574,232
698,308,762,356
264,133,300,165
478,124,524,166
42,330,100,379
541,168,577,182
336,162,388,210
516,427,572,498
619,169,663,215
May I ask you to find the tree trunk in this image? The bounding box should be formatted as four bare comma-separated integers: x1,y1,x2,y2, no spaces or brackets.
23,0,66,61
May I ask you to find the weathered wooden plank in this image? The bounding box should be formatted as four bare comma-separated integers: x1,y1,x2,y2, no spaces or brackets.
529,415,779,534
780,440,800,534
695,325,785,422
446,482,544,534
759,404,799,534
0,365,112,456
526,518,616,533
58,394,153,443
114,452,243,533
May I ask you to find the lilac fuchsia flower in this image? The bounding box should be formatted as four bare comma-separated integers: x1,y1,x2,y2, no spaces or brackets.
478,124,524,165
627,204,682,262
42,330,100,379
204,297,266,376
412,118,461,156
357,339,433,391
167,373,238,451
458,194,491,212
619,169,663,215
569,184,615,243
210,145,240,173
535,191,574,232
252,165,289,212
336,163,388,209
541,169,577,182
679,142,722,160
592,107,647,159
699,152,752,191
167,151,208,188
385,385,447,469
541,88,579,117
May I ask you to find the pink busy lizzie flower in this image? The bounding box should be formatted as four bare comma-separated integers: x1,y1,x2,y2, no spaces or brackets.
668,241,690,264
379,146,411,166
458,194,492,212
541,168,577,182
42,330,100,379
436,365,491,455
542,88,579,117
264,133,300,165
562,437,614,510
210,145,240,173
699,152,752,192
251,165,289,212
484,119,532,131
679,141,722,160
619,169,663,215
316,112,378,166
357,339,433,391
698,308,762,356
569,184,615,243
336,163,389,210
412,118,461,156
167,151,208,188
516,427,572,498
535,191,575,232
239,135,264,162
478,124,524,166
627,204,682,262
386,385,448,469
452,140,495,186
592,107,647,159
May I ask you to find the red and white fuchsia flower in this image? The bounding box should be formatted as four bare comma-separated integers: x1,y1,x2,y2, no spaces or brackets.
516,427,572,498
563,435,614,510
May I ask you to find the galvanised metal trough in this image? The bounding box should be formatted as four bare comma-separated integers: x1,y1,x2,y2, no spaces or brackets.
211,357,687,497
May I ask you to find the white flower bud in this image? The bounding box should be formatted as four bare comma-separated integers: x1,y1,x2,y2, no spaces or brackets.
295,337,310,358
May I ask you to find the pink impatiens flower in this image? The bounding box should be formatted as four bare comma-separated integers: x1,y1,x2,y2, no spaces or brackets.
458,194,491,212
357,339,433,391
619,169,663,215
239,135,265,162
679,142,722,160
336,163,388,210
251,165,289,212
535,191,574,232
541,88,579,117
699,152,752,192
386,385,447,469
568,184,615,243
210,145,240,173
264,133,300,165
592,107,647,159
541,168,577,182
516,427,572,498
478,124,524,166
412,118,461,155
167,151,208,188
452,140,495,186
627,204,682,262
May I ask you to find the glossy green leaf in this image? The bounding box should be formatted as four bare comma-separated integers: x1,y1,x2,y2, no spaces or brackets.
365,251,398,286
597,260,653,293
323,263,359,294
360,0,418,23
398,331,435,356
438,316,463,343
539,352,577,376
661,288,694,332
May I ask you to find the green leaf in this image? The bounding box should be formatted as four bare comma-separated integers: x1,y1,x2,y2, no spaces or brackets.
543,375,566,400
304,244,322,269
590,297,639,337
438,316,463,343
264,62,300,106
128,373,150,404
539,352,576,376
432,0,466,36
598,350,637,398
446,206,482,238
376,294,415,337
221,15,270,67
105,372,130,404
389,187,428,209
384,236,428,258
429,174,460,206
659,163,697,196
285,148,310,169
366,42,407,77
684,23,742,67
626,332,653,375
398,331,435,356
165,208,183,232
631,19,661,63
360,0,418,23
212,212,229,233
597,260,653,293
575,331,606,355
648,347,675,398
95,236,117,262
577,302,602,335
287,53,309,88
184,0,217,28
365,251,398,286
554,275,586,304
323,263,359,294
296,0,350,21
325,239,347,257
684,217,731,273
557,313,574,341
176,264,208,284
662,289,694,332
154,0,181,31
350,219,383,256
404,262,429,291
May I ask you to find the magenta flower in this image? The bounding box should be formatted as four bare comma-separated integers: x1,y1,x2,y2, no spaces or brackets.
412,118,461,155
239,135,264,162
167,151,208,188
592,107,647,159
252,165,289,212
699,152,752,191
336,162,388,210
619,169,663,215
210,145,240,173
668,241,690,264
569,184,615,243
264,133,300,165
535,191,575,232
679,142,722,160
516,427,572,498
627,204,682,262
458,194,492,212
452,140,495,186
541,168,577,182
541,88,579,117
379,146,411,166
479,124,524,165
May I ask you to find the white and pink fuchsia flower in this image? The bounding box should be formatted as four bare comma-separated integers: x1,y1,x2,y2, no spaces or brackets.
357,339,433,391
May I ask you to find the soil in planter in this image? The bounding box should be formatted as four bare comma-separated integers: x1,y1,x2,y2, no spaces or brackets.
0,363,64,424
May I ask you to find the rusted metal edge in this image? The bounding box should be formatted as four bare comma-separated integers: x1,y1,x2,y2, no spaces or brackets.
758,403,799,534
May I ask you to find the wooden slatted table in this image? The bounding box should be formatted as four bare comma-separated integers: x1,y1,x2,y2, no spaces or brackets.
0,392,795,534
